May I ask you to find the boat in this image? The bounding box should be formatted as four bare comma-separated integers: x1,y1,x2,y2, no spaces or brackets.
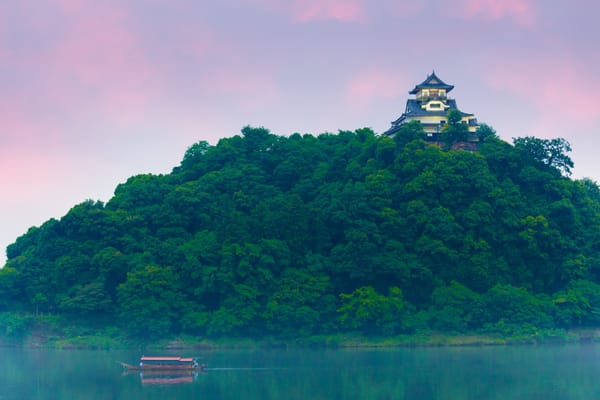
120,356,206,371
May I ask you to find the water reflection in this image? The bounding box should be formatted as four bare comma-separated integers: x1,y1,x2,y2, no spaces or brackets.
136,370,200,385
0,345,600,399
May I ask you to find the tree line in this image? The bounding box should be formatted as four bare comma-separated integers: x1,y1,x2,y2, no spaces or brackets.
1,122,599,341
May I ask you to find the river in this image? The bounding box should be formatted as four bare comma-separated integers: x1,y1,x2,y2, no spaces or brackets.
0,344,598,399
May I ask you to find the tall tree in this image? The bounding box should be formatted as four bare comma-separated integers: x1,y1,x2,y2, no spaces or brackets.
513,136,573,176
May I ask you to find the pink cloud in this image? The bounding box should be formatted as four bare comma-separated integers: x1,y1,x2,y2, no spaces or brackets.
0,150,64,198
345,67,407,111
173,26,216,61
0,0,162,128
244,0,366,23
48,2,158,121
290,0,364,23
0,0,281,146
0,105,38,146
485,59,599,120
39,1,280,119
387,3,425,18
459,0,536,26
200,67,279,109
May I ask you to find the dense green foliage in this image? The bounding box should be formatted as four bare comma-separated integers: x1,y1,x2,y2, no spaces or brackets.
2,124,600,341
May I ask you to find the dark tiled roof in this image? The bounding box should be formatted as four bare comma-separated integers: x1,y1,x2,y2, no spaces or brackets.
385,98,475,136
409,71,454,94
396,99,473,119
383,124,401,136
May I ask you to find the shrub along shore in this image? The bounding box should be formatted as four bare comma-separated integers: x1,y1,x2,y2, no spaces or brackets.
6,325,600,350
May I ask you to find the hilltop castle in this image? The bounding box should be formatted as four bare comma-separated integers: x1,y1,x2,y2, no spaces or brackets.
384,72,478,140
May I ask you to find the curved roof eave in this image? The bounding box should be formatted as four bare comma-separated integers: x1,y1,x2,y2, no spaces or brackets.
409,72,454,94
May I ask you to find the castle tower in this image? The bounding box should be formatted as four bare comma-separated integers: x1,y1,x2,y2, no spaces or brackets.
384,72,478,140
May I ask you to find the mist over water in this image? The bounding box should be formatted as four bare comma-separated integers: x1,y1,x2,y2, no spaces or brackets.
0,345,598,399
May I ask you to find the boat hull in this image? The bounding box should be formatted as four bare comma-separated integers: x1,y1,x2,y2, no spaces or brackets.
120,359,206,372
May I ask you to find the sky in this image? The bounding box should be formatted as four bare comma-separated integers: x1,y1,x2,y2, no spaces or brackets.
1,0,599,264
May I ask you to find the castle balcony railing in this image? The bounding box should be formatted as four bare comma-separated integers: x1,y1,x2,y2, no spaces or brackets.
417,94,447,102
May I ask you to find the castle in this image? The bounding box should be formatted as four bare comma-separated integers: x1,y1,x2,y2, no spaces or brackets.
384,72,478,140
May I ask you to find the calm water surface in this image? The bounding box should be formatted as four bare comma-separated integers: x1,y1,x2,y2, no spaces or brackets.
0,344,599,399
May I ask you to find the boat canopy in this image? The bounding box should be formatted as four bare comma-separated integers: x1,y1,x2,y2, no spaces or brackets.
140,356,196,365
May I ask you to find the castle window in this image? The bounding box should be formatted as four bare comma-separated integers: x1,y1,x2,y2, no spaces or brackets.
429,103,441,109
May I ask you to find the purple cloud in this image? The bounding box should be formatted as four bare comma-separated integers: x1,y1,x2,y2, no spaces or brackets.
459,0,536,26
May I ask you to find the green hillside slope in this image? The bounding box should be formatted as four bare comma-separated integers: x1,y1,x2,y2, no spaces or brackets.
2,124,599,343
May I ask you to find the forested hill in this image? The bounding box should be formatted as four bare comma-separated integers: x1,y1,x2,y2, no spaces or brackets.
2,123,600,341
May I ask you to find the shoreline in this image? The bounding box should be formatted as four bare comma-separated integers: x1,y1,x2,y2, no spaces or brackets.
9,328,600,350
